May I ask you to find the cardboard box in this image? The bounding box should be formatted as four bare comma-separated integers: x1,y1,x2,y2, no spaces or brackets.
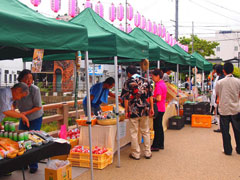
45,163,72,180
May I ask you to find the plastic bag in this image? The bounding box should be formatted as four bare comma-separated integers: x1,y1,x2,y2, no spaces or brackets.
46,159,69,170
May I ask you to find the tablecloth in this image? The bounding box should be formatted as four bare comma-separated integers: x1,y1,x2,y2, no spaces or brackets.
0,141,71,174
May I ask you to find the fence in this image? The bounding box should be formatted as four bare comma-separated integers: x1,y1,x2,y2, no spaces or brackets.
14,98,115,137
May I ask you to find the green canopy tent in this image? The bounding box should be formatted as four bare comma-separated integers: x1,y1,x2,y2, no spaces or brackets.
192,52,213,72
29,8,149,169
0,0,88,60
192,52,213,93
25,8,149,62
0,1,96,179
130,28,188,65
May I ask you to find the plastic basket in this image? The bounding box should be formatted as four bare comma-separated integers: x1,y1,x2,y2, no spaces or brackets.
194,102,210,114
100,105,113,112
76,119,97,126
191,114,212,128
68,155,113,169
184,115,192,124
67,158,109,169
168,116,185,130
69,148,113,163
183,103,196,114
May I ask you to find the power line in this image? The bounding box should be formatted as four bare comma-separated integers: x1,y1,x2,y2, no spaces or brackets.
178,25,228,27
201,0,240,16
189,0,240,24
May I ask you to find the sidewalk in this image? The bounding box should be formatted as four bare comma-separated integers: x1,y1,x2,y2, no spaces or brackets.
76,124,240,180
1,124,239,180
0,161,88,180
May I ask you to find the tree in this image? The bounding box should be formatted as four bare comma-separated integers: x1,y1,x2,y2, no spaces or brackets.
179,35,219,57
233,66,240,78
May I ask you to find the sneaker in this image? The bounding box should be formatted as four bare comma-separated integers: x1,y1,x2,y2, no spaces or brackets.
213,129,221,133
129,154,140,160
211,120,217,124
30,168,38,174
144,154,152,159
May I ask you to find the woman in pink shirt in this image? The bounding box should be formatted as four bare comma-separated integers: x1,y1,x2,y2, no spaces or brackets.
151,68,167,151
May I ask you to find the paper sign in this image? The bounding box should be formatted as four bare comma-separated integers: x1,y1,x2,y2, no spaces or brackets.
119,121,126,139
31,49,44,73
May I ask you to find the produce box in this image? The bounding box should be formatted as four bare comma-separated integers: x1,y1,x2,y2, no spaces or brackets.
183,103,196,114
68,146,113,169
69,146,112,162
168,116,184,130
184,115,192,124
166,83,188,105
194,102,210,114
68,156,112,170
191,114,212,128
45,163,72,180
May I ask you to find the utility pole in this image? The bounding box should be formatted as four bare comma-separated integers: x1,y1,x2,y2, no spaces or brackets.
175,0,179,41
192,21,197,101
192,21,194,53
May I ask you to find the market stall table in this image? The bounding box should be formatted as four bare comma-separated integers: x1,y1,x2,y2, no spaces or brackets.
0,141,71,179
79,120,131,153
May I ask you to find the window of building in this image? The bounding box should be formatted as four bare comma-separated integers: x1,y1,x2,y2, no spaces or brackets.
4,70,8,83
9,74,12,83
234,46,238,51
216,47,220,52
14,74,17,82
4,74,7,83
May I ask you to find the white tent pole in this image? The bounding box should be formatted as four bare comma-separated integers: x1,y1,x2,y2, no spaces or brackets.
121,65,123,89
92,64,95,85
114,56,121,168
157,60,160,69
193,66,197,101
174,72,176,84
202,71,204,94
147,69,150,82
85,51,94,180
189,66,191,94
177,64,180,116
23,62,26,70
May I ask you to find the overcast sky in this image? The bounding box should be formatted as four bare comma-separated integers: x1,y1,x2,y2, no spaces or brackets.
19,0,240,39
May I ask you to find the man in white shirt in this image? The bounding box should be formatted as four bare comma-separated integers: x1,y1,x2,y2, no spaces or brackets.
162,70,171,83
0,82,30,130
215,62,240,155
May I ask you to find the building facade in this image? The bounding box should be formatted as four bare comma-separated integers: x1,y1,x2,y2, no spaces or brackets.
204,30,240,62
0,59,31,87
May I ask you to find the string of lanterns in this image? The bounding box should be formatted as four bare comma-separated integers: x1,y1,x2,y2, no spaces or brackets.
29,0,189,52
